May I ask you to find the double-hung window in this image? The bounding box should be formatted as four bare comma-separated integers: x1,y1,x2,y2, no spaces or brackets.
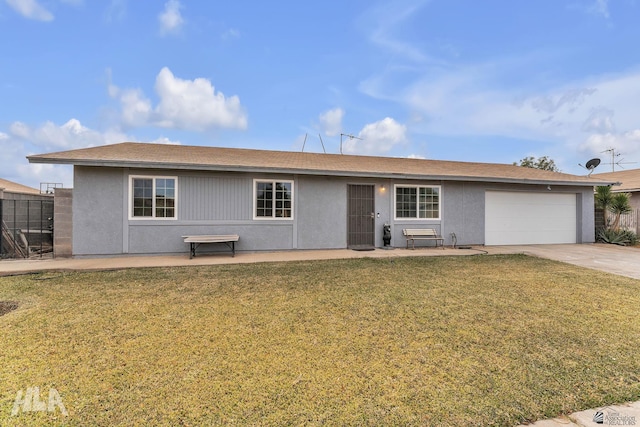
254,180,293,219
130,176,177,219
395,185,440,220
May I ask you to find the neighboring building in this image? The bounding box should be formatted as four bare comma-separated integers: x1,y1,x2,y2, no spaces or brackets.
592,169,640,210
592,168,640,233
0,178,47,201
27,142,615,257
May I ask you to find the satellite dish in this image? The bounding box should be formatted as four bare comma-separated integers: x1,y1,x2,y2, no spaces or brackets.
581,158,601,176
585,158,601,170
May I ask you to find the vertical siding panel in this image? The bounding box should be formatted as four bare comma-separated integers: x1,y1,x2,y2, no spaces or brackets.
180,175,252,221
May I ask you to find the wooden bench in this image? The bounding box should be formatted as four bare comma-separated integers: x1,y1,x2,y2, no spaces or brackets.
402,228,444,249
182,234,239,259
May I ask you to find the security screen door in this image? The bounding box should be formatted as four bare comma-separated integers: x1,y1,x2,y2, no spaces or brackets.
347,184,375,248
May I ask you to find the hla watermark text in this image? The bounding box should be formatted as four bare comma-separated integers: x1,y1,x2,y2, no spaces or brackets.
11,387,68,417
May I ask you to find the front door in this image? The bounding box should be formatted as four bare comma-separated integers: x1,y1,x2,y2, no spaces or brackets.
347,184,375,249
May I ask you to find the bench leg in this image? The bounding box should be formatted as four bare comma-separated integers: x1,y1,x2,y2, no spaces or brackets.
232,241,235,257
190,242,197,259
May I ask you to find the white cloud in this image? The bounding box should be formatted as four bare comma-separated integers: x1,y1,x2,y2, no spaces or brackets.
9,121,31,139
153,67,247,130
5,0,53,21
318,108,344,137
119,88,152,128
343,117,407,155
529,88,597,115
588,0,610,18
362,48,640,166
1,118,181,187
9,118,130,151
582,107,615,133
107,68,152,128
158,0,184,35
361,0,434,63
581,130,640,162
408,153,425,159
148,136,181,145
14,162,73,190
108,67,248,131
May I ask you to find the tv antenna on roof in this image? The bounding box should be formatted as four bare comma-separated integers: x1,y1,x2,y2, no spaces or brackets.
578,158,601,177
601,148,637,172
340,133,362,155
300,133,326,153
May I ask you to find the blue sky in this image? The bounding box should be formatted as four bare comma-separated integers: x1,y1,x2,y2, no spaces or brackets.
1,0,639,188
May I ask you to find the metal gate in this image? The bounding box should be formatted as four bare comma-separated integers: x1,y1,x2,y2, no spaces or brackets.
0,199,54,259
347,184,375,249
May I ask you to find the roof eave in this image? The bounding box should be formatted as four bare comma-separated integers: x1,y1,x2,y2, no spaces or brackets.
27,157,615,187
611,187,640,192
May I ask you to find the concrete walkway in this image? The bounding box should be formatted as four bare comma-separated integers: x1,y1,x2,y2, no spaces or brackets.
1,243,639,426
1,243,638,279
0,246,486,276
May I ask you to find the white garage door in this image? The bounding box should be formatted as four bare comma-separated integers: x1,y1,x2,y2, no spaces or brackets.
485,191,577,245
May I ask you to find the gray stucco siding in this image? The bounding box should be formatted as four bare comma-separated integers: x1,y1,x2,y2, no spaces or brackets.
71,167,300,256
69,166,598,257
296,176,347,250
127,223,293,255
127,170,297,254
73,166,124,255
440,182,485,246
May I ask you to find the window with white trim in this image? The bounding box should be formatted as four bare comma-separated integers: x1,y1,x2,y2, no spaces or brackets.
395,185,440,219
254,180,293,219
130,176,177,219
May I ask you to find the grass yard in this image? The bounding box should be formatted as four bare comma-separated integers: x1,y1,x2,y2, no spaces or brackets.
1,254,640,426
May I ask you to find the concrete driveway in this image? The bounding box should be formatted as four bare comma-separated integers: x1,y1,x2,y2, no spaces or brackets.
485,243,640,280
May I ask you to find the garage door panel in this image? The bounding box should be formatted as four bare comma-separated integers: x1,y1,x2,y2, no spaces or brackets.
485,191,577,245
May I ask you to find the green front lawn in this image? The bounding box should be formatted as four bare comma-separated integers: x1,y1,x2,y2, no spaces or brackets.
1,255,639,426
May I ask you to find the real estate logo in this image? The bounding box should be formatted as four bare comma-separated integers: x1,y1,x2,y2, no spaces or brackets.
11,387,68,417
593,408,636,425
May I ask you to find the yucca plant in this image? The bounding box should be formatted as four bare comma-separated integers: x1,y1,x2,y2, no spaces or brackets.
609,192,632,231
595,186,614,228
597,227,638,246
